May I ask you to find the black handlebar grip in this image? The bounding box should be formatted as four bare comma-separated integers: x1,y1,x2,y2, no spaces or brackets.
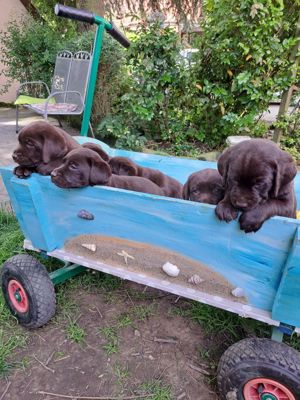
107,22,130,48
54,4,95,24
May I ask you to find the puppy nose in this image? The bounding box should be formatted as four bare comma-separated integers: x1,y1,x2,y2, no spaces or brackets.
12,151,20,160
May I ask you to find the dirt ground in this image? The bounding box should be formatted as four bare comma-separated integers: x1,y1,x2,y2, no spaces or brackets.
0,280,219,400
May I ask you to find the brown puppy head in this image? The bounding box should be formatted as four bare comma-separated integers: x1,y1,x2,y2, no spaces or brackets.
12,121,69,167
108,157,138,176
218,139,297,211
183,169,224,204
82,142,110,162
51,148,111,188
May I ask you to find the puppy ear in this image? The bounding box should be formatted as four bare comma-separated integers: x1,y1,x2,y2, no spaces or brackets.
217,147,232,185
89,155,112,185
82,142,110,162
182,179,190,200
42,126,68,164
120,161,138,176
272,153,297,197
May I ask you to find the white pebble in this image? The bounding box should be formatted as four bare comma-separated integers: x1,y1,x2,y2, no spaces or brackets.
162,262,180,277
231,287,245,298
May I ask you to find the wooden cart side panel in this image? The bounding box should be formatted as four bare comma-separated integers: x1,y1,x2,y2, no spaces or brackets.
2,166,300,324
1,169,54,250
5,169,299,313
272,227,300,326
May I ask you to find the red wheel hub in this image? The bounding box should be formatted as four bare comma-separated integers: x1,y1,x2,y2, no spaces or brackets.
8,279,29,313
243,378,295,400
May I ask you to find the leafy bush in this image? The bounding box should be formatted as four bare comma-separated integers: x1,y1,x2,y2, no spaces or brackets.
97,1,299,151
274,110,300,162
96,21,189,150
188,0,300,146
0,17,63,95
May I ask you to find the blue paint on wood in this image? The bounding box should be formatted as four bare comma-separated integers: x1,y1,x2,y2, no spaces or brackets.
272,227,300,326
2,137,300,326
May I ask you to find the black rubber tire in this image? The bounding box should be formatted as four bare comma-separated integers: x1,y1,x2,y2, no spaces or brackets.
1,254,56,328
217,337,300,399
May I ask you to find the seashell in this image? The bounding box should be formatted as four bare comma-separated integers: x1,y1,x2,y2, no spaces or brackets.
77,209,94,220
81,243,97,252
231,287,245,298
188,274,204,285
162,262,180,277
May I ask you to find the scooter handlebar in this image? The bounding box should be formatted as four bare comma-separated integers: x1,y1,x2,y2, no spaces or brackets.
54,4,95,24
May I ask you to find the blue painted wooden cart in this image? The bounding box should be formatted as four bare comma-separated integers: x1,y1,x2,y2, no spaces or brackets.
2,136,300,399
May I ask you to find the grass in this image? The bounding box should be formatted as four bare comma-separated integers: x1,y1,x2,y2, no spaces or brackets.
100,326,119,355
66,318,86,343
0,328,27,377
140,381,172,400
0,210,24,265
131,304,156,322
99,303,157,355
0,209,28,376
113,362,130,387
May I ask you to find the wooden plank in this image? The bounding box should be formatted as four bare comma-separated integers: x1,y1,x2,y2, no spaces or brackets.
23,239,282,329
272,227,300,325
3,167,299,317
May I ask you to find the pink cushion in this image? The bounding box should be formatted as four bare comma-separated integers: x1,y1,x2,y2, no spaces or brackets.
29,103,78,114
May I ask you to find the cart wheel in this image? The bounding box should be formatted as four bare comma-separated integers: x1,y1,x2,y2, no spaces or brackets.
217,338,300,400
1,254,56,328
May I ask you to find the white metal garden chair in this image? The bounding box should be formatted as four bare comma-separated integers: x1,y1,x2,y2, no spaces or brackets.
15,50,93,135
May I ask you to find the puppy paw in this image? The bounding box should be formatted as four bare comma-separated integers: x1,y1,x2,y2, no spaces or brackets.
13,166,32,179
215,201,238,222
239,210,264,233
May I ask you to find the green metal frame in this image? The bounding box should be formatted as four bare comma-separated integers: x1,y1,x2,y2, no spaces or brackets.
49,262,86,285
80,16,112,137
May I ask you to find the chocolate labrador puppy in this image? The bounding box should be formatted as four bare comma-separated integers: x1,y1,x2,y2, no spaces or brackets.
51,147,165,196
12,121,79,178
12,121,107,179
183,169,224,204
215,139,297,232
108,156,183,199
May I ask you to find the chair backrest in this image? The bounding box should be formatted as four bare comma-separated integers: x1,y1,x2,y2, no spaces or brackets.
50,50,73,102
66,51,92,107
50,50,92,106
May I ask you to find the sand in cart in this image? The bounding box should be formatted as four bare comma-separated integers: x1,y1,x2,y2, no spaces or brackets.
65,234,247,303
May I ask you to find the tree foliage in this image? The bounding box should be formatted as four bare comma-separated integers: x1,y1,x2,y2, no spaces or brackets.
188,0,300,145
97,21,190,149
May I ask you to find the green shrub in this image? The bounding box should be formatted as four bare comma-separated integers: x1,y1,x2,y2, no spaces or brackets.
96,21,188,149
189,0,300,146
0,17,63,95
274,110,300,161
97,2,299,152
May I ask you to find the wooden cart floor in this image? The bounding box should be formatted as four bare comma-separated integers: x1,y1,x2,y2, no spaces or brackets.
24,239,300,332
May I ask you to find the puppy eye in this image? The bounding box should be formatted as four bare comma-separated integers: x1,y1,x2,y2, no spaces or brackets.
213,187,222,194
69,162,78,170
25,141,35,148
